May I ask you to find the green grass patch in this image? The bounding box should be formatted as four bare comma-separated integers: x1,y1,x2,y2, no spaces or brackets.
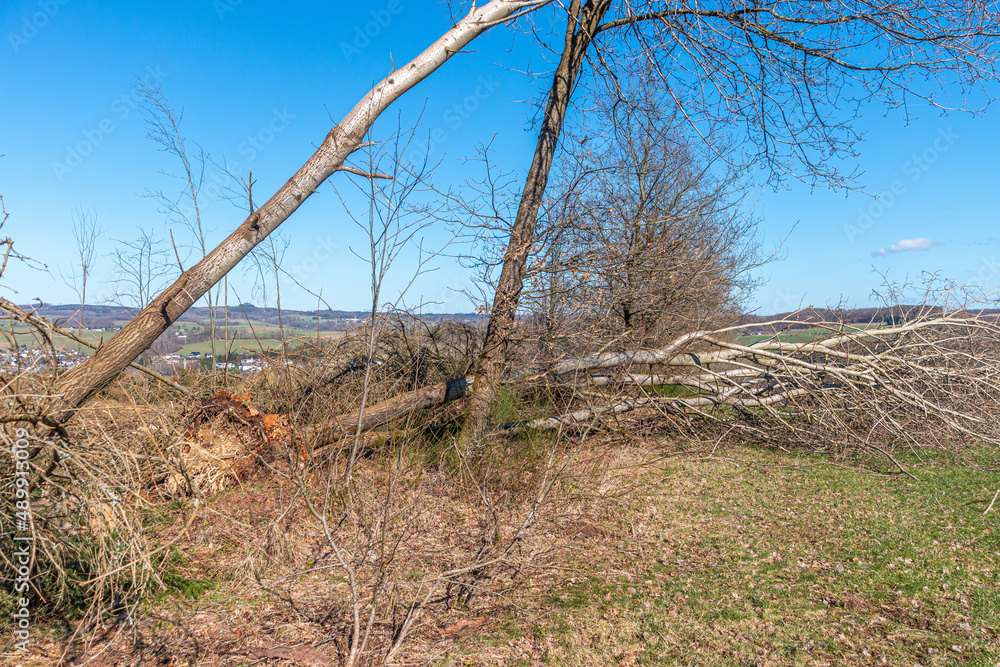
446,446,1000,665
737,324,886,346
156,550,217,601
3,328,115,354
179,339,289,355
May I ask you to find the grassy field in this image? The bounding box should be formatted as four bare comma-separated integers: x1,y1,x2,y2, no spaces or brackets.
178,339,281,355
3,328,114,353
179,339,291,355
737,324,885,346
28,443,994,665
173,321,335,338
2,325,343,357
178,331,343,356
443,447,1000,666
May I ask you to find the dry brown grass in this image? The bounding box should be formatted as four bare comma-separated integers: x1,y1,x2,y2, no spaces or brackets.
4,386,998,666
8,400,657,665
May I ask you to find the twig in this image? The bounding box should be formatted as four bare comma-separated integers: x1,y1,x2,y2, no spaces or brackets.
985,489,1000,515
337,165,393,180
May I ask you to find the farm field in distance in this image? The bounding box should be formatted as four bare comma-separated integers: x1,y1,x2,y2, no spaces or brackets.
178,330,345,356
2,326,345,357
4,304,477,358
4,328,111,352
737,323,887,346
1,318,905,358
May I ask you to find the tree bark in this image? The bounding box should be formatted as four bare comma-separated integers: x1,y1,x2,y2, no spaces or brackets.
520,389,812,431
47,0,546,425
548,331,711,375
461,0,612,441
310,376,475,444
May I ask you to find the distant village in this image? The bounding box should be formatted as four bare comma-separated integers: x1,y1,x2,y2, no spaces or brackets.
2,345,267,375
147,351,267,375
2,346,86,371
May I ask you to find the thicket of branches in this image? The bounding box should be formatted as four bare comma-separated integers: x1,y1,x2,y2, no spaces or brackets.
4,0,1000,661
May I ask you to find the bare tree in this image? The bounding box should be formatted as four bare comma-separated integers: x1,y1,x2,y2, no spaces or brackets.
461,0,615,442
108,229,173,315
140,83,223,370
460,93,763,367
333,120,445,480
461,0,1000,440
530,93,764,350
60,206,102,342
48,0,552,425
108,228,174,365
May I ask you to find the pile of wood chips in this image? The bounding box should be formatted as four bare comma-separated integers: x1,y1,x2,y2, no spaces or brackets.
163,391,302,497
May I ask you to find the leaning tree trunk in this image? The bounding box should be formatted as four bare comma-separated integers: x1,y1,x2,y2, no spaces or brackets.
46,0,547,425
461,0,612,441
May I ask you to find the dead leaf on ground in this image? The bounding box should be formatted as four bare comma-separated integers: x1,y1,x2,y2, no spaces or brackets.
618,650,639,666
240,644,334,665
435,616,489,639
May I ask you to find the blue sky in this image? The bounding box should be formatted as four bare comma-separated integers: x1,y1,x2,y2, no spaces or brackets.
2,1,999,315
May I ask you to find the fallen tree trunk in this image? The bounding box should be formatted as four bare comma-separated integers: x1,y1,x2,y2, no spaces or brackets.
548,330,711,376
308,375,475,443
46,0,548,426
521,389,811,431
303,310,1000,465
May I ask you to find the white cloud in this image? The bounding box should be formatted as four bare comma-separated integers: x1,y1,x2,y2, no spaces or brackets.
873,237,941,257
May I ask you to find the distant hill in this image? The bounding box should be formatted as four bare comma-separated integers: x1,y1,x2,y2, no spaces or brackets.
23,302,998,335
19,303,483,332
740,305,1000,329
